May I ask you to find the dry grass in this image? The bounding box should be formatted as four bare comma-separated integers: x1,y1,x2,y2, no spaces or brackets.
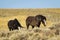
0,25,59,40
0,8,60,30
0,8,60,40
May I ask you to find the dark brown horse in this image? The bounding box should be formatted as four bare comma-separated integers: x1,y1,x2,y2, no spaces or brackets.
26,15,46,29
26,16,39,29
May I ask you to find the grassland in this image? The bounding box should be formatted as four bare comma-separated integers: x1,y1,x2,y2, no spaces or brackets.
0,8,60,40
0,8,60,30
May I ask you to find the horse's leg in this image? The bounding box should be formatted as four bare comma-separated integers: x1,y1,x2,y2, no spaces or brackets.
37,22,41,28
12,28,14,31
16,27,19,30
8,27,12,31
32,26,34,29
27,24,29,29
9,28,11,31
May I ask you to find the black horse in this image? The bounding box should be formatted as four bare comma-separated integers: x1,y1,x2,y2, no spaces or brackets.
8,18,23,31
26,15,46,29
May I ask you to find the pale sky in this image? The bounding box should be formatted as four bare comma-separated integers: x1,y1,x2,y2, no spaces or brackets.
0,0,60,8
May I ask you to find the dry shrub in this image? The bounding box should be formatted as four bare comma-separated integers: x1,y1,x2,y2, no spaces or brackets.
0,38,9,40
0,24,60,40
9,33,29,40
50,23,60,30
47,35,60,40
55,30,59,35
31,33,41,40
33,28,41,33
49,23,60,35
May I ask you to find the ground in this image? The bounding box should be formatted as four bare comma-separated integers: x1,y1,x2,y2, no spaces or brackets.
0,8,60,40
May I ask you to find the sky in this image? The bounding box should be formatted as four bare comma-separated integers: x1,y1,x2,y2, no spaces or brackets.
0,0,60,8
